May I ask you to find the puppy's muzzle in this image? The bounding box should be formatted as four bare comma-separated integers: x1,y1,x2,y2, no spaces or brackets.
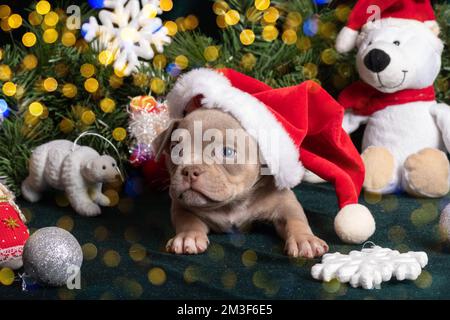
181,165,205,182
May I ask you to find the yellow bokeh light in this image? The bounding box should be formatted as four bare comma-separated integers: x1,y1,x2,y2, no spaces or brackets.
23,54,38,70
282,29,297,45
184,15,199,30
80,63,96,78
104,189,120,205
56,215,74,232
8,14,23,29
164,21,177,36
14,85,25,100
100,97,116,113
22,32,37,47
335,5,351,23
286,11,302,28
59,118,74,134
204,46,220,62
262,25,279,41
216,15,227,29
263,7,279,23
242,250,258,267
240,29,255,46
2,82,16,97
84,78,99,93
44,11,59,27
36,1,51,15
0,268,15,286
95,226,109,241
98,50,114,65
213,1,229,15
153,54,167,70
61,32,76,47
29,11,43,26
29,102,44,117
160,0,173,11
1,19,11,32
241,53,257,71
208,243,225,261
364,190,382,204
150,77,166,95
303,63,318,79
255,0,270,11
81,110,96,125
321,48,337,65
109,75,123,89
175,55,189,70
43,77,58,92
62,83,77,98
103,250,121,267
112,127,127,142
129,243,146,262
296,36,311,51
0,65,12,81
0,49,2,61
0,5,11,19
43,28,58,43
82,243,98,261
221,270,237,289
224,10,240,26
148,267,166,285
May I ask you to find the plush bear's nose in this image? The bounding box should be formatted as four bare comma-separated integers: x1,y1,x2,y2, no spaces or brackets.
364,49,391,73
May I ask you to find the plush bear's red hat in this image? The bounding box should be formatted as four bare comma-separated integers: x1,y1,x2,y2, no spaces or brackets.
336,0,438,53
166,68,376,244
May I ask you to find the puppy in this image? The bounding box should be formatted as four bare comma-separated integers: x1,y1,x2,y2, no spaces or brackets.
154,107,328,258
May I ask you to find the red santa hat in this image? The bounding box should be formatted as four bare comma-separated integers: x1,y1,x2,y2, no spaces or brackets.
336,0,439,53
166,68,376,244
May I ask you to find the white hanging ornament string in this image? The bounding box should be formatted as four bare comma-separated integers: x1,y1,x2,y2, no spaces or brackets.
72,131,124,182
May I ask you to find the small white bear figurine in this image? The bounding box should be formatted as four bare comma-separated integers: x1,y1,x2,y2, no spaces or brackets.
336,0,450,198
21,140,119,216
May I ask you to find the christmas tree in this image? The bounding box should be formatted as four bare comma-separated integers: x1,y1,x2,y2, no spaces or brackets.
0,0,449,194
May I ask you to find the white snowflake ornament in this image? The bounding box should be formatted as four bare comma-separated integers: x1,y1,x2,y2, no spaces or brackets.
311,246,428,289
82,0,171,76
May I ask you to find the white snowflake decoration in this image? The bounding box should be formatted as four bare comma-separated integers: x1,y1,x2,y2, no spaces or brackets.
82,0,171,75
311,246,428,290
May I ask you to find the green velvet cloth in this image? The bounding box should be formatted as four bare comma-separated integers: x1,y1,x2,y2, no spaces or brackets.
0,182,448,300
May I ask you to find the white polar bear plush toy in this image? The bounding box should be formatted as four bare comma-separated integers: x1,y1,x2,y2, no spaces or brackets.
336,0,450,198
21,140,119,216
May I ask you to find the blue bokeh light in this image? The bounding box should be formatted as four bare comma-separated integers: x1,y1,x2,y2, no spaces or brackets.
303,17,319,37
88,0,105,9
0,99,8,115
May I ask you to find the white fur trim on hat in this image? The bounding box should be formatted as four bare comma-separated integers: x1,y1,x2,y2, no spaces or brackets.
336,26,360,53
166,68,305,189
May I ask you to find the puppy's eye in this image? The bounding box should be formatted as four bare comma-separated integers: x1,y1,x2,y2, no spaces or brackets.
102,165,106,170
223,147,236,158
112,163,116,167
393,41,400,46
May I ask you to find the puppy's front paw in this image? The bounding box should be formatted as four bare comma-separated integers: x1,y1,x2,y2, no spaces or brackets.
285,234,328,259
166,231,209,255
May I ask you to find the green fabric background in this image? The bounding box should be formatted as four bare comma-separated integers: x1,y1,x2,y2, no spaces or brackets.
0,182,449,299
0,0,449,300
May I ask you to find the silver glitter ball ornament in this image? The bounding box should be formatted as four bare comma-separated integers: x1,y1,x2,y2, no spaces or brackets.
23,227,83,286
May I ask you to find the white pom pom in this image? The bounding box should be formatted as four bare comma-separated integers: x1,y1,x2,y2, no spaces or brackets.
336,27,359,53
334,204,376,244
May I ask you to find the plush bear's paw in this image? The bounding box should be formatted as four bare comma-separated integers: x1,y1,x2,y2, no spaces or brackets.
96,194,111,206
362,146,395,193
76,202,102,217
166,231,209,255
284,234,329,259
404,148,450,198
21,180,42,203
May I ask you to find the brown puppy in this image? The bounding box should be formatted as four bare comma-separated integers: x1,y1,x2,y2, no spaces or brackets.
154,108,328,258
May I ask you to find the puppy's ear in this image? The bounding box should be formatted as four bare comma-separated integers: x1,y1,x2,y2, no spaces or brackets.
152,119,180,161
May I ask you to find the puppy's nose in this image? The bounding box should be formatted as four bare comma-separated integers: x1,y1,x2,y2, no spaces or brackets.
364,49,391,73
181,166,204,181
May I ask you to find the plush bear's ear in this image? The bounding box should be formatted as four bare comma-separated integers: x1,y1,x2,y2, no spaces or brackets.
425,20,440,36
152,119,180,162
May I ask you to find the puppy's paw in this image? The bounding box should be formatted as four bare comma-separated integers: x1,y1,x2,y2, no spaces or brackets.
285,234,329,259
96,194,111,206
76,202,102,217
166,231,209,255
